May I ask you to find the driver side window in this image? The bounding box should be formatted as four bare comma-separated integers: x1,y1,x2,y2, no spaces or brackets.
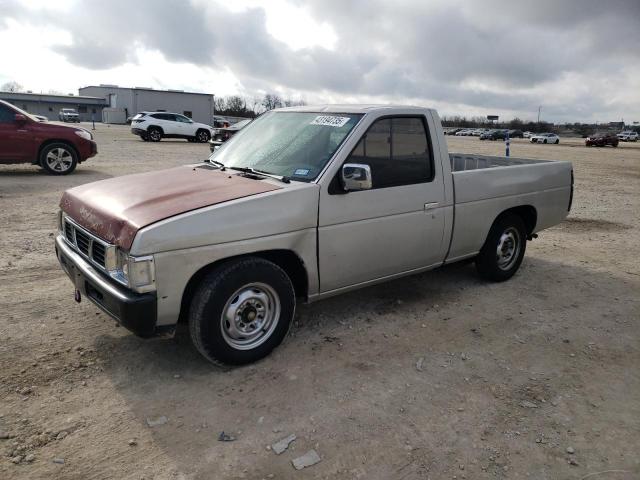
0,105,15,123
346,116,433,189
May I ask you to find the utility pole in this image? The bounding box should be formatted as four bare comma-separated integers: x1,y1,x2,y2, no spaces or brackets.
537,105,541,124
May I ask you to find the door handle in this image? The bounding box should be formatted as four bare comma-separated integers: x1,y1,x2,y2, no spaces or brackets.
424,202,439,210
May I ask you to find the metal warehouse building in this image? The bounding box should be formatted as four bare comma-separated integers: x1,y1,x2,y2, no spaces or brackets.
79,85,214,124
0,91,107,121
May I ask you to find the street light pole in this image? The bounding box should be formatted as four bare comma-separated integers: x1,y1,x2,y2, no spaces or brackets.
537,105,541,124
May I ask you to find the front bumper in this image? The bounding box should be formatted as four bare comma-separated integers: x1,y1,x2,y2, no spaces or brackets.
209,139,224,152
55,235,158,337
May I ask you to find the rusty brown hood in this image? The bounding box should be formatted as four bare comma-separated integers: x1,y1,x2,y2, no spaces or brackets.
60,165,281,250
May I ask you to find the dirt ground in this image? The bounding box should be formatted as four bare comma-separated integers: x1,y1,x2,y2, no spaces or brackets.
1,124,638,480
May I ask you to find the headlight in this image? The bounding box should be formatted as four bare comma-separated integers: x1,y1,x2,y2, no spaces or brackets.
111,250,156,293
75,129,92,140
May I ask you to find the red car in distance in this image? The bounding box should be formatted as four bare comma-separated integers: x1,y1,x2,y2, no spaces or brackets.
0,99,97,174
585,133,619,148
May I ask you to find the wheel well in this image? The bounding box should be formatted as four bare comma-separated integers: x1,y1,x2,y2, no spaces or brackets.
178,250,309,324
495,205,537,236
147,125,163,133
37,140,79,165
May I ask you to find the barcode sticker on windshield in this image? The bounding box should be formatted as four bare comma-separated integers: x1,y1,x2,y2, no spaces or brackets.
310,115,350,127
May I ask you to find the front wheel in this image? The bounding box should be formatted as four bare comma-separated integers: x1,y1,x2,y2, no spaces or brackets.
40,143,78,175
555,139,559,144
189,257,295,365
476,213,527,282
196,129,211,143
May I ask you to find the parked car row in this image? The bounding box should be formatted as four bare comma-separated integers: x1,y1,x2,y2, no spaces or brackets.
479,129,524,140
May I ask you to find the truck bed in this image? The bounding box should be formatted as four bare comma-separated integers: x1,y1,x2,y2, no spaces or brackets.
445,153,573,262
450,153,547,172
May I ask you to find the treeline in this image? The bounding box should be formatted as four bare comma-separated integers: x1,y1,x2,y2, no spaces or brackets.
441,116,554,133
214,94,306,118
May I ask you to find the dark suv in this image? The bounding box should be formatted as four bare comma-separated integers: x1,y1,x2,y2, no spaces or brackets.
585,133,619,147
0,100,97,174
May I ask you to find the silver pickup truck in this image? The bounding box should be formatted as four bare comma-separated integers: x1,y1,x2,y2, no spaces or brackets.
55,105,573,365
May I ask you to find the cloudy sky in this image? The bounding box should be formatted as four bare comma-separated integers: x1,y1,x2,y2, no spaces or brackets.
1,0,639,123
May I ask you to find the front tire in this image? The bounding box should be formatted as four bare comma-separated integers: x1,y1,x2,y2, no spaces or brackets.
476,213,527,282
196,129,211,143
40,143,78,175
189,257,295,366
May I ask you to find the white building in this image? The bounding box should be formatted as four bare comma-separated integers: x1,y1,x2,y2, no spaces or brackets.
79,85,214,124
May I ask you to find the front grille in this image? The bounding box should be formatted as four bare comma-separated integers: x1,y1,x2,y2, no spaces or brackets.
75,229,90,255
92,242,106,265
62,218,109,269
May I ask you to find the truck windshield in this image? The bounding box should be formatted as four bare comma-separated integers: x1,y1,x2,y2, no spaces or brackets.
209,111,363,181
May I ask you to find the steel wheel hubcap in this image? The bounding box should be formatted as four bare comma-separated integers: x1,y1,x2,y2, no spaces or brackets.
46,148,72,171
220,283,280,350
496,227,521,271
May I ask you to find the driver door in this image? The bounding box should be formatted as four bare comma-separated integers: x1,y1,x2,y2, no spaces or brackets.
318,115,447,293
0,104,31,163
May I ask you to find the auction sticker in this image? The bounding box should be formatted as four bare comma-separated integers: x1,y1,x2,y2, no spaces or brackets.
310,115,350,127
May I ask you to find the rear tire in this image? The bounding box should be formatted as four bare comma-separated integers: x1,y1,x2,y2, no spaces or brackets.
476,213,527,282
40,143,78,175
147,127,162,142
189,257,296,366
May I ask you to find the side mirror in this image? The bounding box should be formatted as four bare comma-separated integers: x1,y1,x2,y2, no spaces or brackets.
14,113,27,124
342,163,372,191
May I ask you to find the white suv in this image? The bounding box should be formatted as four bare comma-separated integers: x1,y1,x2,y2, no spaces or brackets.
617,131,638,142
131,112,214,143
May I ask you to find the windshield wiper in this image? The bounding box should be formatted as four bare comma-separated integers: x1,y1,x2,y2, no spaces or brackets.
206,159,226,170
228,166,290,184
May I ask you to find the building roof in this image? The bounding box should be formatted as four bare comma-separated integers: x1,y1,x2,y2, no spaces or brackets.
0,91,107,104
80,85,214,97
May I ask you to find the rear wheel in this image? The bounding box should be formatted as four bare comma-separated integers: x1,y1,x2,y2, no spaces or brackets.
147,127,162,142
40,143,78,175
189,257,295,365
476,213,527,282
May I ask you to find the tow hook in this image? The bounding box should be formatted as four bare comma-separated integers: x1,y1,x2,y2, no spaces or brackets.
526,233,538,241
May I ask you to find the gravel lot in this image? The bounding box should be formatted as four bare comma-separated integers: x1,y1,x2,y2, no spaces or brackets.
1,123,639,480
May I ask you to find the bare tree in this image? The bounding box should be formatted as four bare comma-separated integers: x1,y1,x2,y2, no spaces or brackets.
225,95,247,115
214,96,227,115
1,81,23,92
262,93,283,111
